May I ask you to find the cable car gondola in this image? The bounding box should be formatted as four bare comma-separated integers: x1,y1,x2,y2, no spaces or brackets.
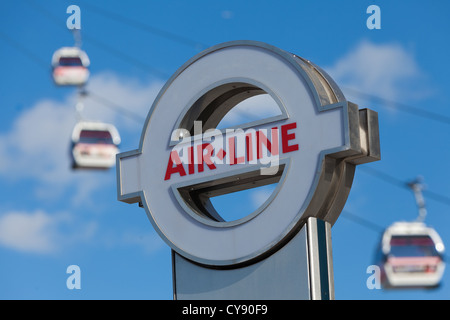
375,178,446,289
376,221,445,289
52,47,90,86
70,121,120,170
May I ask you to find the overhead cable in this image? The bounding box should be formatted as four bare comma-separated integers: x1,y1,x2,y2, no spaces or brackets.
77,0,209,50
360,166,450,207
344,87,450,127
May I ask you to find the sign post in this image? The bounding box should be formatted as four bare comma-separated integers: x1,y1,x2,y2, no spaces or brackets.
116,41,380,299
172,217,334,300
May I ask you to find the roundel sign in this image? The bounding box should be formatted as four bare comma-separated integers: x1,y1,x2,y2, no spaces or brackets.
117,41,380,267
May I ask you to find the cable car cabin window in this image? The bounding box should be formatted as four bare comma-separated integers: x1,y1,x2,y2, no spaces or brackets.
59,57,83,67
78,130,114,145
389,235,440,258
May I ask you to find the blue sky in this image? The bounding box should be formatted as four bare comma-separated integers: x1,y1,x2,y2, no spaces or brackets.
0,0,450,299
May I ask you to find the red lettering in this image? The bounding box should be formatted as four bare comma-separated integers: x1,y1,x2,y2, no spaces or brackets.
228,136,245,165
271,127,279,155
246,133,253,162
256,128,279,159
164,122,299,181
164,150,186,180
187,146,195,175
281,122,299,153
197,143,216,172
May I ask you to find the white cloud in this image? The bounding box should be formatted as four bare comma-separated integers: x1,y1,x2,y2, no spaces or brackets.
218,94,281,129
0,72,163,202
325,40,428,102
82,72,163,127
0,210,90,254
0,98,76,184
0,72,169,255
0,208,165,255
0,210,56,253
221,10,234,19
250,185,276,209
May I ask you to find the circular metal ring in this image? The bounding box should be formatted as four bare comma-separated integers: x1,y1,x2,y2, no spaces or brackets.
117,41,359,267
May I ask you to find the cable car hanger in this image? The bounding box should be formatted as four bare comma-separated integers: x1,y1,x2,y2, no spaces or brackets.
408,177,427,223
72,29,82,49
